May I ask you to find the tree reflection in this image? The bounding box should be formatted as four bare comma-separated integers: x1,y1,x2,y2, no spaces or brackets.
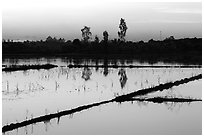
95,59,99,71
118,69,128,89
103,59,108,76
104,67,108,76
82,67,92,81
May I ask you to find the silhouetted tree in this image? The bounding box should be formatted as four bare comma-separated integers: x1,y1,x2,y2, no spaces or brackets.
66,40,72,43
7,39,11,42
102,31,109,53
46,36,53,42
148,39,155,43
58,38,65,43
94,35,99,43
165,36,175,41
81,26,92,42
138,40,144,44
53,37,57,42
73,39,81,45
103,31,109,42
118,18,128,41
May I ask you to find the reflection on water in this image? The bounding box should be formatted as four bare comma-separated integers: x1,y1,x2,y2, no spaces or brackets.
82,67,92,81
118,69,128,89
3,57,199,67
2,58,202,135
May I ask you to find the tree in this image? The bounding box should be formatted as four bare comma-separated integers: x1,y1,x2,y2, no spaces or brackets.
94,35,99,43
53,37,57,42
169,36,175,40
58,38,65,43
118,18,128,41
81,26,92,42
103,31,109,42
148,39,155,43
73,39,81,45
46,36,53,42
138,40,144,44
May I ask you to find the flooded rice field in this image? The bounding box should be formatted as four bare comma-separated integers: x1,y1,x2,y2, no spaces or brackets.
2,58,202,135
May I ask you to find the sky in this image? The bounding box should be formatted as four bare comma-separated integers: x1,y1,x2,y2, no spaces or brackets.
2,0,202,42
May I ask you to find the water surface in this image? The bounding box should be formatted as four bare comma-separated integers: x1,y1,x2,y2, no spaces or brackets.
2,58,202,135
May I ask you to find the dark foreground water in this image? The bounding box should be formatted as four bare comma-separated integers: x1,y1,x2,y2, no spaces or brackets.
2,58,202,135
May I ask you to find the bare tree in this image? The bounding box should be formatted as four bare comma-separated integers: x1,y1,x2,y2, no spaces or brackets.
118,18,128,41
81,26,92,42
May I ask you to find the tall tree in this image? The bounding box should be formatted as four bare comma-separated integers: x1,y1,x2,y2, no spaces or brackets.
81,26,92,42
103,31,109,42
118,18,128,41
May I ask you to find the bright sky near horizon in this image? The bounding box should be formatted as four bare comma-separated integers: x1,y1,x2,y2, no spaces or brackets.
2,0,202,42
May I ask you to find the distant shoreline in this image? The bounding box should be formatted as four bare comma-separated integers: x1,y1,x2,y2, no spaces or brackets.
2,38,202,65
2,53,201,65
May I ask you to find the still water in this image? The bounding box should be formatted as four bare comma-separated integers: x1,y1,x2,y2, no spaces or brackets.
2,58,202,135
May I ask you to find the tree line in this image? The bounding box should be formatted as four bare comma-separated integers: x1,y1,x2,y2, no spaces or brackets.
2,18,202,64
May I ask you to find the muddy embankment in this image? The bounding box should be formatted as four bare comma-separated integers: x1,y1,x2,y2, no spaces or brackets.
2,63,202,72
2,64,58,72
